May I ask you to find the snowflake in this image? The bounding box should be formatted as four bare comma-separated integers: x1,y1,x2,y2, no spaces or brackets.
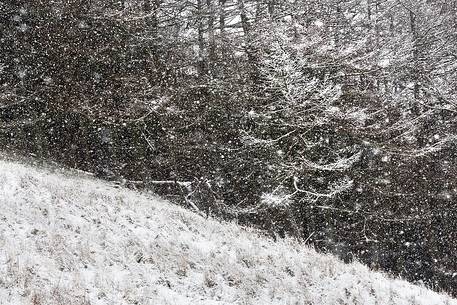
19,23,27,32
314,20,324,27
17,70,26,79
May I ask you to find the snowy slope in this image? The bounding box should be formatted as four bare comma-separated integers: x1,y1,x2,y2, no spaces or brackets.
0,159,456,305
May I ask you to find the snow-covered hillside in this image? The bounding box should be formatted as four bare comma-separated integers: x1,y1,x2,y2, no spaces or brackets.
0,159,455,305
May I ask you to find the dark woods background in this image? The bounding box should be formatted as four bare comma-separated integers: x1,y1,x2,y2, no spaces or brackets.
1,0,457,296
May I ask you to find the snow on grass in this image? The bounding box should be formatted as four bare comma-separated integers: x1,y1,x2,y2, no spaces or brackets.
0,159,456,305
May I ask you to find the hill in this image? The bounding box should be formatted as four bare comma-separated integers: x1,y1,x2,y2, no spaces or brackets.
0,159,455,305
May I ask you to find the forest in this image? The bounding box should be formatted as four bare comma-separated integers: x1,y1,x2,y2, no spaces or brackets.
1,0,456,296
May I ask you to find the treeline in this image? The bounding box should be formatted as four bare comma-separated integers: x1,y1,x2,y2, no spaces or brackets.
1,0,457,295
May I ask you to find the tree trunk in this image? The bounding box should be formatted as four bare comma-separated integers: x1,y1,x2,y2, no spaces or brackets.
197,0,206,77
206,0,216,70
237,0,258,82
410,10,420,99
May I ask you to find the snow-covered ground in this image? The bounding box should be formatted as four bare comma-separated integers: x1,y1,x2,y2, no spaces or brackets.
0,158,456,305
